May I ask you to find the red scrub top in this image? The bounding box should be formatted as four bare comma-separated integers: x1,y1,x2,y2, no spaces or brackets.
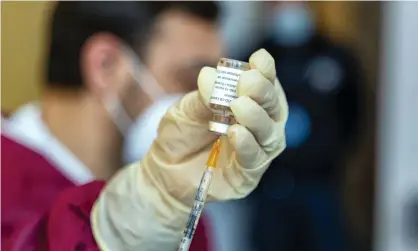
1,134,210,251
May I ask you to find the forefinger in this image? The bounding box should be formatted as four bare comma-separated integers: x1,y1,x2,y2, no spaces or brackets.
237,69,281,122
249,49,276,83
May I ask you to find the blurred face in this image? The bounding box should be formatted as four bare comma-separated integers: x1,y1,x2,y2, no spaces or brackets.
145,10,223,93
81,10,222,133
81,33,149,126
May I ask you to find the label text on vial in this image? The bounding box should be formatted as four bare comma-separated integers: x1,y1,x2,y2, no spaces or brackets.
210,66,245,107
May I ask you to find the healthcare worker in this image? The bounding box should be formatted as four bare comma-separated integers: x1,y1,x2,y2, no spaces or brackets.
4,2,213,250
1,2,289,251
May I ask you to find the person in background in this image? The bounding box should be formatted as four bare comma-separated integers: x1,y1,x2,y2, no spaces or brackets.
122,1,225,163
2,2,222,250
2,2,289,251
235,1,361,251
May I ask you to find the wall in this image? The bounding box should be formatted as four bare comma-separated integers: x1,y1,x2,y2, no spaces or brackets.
1,1,377,113
1,2,52,112
375,2,418,251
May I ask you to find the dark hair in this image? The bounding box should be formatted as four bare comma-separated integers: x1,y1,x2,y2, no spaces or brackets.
46,1,219,89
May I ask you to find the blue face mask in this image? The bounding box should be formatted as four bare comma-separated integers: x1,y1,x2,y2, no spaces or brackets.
272,5,315,47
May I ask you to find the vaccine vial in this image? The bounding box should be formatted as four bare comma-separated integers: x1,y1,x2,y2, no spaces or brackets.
209,58,251,135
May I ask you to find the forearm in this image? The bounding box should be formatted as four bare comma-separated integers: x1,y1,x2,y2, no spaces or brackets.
91,163,190,251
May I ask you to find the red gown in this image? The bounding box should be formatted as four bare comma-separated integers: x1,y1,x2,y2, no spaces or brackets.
1,133,209,250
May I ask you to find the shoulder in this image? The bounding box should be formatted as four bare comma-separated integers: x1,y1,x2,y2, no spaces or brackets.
1,133,75,216
1,133,75,215
1,133,60,175
1,133,43,162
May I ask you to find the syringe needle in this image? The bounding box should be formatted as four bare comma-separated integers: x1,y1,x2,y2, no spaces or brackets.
177,138,222,251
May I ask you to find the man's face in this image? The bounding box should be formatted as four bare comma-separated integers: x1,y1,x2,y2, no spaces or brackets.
81,10,222,123
145,10,223,94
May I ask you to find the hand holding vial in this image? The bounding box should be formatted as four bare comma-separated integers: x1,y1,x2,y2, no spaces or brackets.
147,48,289,203
178,50,289,250
93,49,289,251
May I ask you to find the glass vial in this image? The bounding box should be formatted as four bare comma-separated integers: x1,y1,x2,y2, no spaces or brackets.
209,58,251,135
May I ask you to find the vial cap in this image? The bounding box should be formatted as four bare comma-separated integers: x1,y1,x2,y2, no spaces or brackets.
218,58,251,71
208,121,230,135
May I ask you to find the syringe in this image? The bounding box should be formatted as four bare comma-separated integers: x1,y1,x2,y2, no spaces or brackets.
177,137,222,251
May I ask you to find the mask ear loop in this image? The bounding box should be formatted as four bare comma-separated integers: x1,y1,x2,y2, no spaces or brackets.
103,93,133,134
124,47,166,101
103,46,167,134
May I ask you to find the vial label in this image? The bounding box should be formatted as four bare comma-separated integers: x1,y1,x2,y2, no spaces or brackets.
210,66,245,107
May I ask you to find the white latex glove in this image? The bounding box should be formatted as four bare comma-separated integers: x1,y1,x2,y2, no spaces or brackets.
91,49,288,251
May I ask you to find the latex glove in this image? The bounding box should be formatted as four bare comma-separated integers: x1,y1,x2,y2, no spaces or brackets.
92,49,288,251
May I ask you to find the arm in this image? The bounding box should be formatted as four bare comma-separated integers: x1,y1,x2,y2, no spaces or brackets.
91,163,193,251
92,49,288,250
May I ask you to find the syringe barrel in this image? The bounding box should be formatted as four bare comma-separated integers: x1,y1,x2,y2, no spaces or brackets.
177,167,213,251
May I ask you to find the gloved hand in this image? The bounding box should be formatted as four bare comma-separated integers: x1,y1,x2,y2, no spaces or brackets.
92,49,288,251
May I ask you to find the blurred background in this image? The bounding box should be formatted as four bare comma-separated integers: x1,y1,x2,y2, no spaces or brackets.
1,1,417,251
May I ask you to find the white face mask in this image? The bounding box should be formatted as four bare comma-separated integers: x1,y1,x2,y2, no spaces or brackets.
103,46,166,134
123,94,184,164
272,4,315,47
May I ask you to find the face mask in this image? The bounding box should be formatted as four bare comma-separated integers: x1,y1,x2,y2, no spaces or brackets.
123,93,184,164
103,46,166,134
272,4,315,47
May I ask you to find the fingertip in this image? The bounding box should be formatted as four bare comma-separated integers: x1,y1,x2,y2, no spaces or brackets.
239,69,265,84
197,66,216,82
198,66,217,105
249,49,276,82
249,49,273,65
237,69,270,99
200,66,217,74
198,67,217,88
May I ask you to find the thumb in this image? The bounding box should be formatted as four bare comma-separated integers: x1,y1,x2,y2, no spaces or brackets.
197,66,217,107
170,66,216,123
173,91,212,123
